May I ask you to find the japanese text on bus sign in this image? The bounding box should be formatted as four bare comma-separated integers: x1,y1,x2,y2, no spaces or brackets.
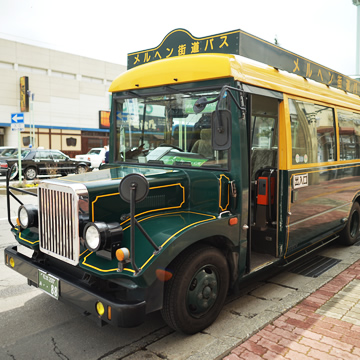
127,28,360,97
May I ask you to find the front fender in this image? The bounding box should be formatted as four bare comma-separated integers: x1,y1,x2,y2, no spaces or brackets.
139,211,240,284
79,211,240,286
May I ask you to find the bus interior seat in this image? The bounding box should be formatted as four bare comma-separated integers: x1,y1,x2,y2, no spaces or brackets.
191,129,213,158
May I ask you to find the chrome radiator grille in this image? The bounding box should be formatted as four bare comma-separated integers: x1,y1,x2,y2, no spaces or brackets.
38,182,88,266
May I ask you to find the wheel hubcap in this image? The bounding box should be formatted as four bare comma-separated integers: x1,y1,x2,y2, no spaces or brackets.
187,265,218,316
27,169,36,179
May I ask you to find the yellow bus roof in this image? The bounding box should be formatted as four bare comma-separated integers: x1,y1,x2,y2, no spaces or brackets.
109,53,360,112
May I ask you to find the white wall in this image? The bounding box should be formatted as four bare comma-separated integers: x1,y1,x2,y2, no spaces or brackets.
0,38,126,146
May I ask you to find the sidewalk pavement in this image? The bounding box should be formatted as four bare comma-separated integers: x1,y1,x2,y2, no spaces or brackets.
223,259,360,360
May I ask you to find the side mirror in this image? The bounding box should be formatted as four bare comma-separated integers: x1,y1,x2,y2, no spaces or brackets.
211,110,231,150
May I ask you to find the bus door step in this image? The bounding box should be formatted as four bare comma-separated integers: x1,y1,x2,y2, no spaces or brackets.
251,228,276,257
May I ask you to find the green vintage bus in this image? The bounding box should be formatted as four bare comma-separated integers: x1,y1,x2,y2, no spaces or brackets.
5,29,360,334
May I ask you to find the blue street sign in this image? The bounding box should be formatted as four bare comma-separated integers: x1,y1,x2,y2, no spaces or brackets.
11,113,24,131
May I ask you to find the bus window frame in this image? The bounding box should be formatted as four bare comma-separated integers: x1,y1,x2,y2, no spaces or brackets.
287,95,338,169
336,108,360,162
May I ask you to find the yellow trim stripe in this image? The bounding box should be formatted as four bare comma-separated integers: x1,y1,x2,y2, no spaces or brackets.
19,232,39,245
91,183,185,222
219,174,230,211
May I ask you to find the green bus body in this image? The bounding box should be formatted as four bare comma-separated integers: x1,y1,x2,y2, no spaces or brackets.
4,29,360,334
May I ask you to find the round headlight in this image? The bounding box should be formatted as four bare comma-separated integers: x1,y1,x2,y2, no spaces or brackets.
84,224,101,251
19,206,29,228
18,205,38,229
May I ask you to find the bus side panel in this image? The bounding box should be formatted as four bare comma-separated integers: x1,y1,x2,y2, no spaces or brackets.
285,164,360,256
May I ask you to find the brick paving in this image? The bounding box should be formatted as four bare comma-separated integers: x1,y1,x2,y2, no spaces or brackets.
223,260,360,360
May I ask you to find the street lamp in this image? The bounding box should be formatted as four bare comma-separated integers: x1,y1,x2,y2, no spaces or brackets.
353,0,360,76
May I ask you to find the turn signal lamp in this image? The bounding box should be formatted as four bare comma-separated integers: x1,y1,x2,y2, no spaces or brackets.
156,269,173,282
229,217,238,226
9,257,15,268
116,247,130,262
96,301,105,316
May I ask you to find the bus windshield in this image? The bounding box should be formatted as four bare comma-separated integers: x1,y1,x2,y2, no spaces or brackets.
115,88,228,169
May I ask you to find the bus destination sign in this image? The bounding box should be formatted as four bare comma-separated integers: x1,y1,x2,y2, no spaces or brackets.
127,29,239,70
128,28,360,97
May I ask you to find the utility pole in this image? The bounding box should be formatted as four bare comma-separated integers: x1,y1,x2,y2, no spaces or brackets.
27,90,35,147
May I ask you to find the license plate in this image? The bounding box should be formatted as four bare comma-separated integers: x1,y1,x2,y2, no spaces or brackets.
38,270,59,300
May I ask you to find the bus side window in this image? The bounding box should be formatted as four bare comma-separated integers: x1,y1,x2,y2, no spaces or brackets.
337,109,360,160
289,99,336,165
251,95,278,180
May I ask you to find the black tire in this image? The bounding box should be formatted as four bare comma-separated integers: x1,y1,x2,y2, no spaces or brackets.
24,167,37,180
161,245,229,334
340,202,360,246
76,165,87,174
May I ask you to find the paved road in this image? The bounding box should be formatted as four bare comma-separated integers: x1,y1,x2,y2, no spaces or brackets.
1,192,360,360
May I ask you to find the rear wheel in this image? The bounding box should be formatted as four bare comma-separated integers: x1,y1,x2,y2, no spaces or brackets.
340,202,360,245
161,245,229,334
24,167,37,180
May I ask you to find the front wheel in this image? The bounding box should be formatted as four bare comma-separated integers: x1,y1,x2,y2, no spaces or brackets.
76,165,87,174
340,202,360,246
161,245,229,334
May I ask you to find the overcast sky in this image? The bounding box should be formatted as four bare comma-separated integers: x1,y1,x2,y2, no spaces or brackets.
0,0,357,76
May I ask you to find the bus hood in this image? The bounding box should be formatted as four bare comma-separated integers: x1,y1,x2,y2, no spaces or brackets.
45,165,224,222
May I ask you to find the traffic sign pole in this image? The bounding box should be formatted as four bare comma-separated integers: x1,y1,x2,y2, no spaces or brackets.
18,129,22,184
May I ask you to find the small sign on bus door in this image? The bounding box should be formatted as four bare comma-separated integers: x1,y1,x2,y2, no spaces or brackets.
293,173,308,189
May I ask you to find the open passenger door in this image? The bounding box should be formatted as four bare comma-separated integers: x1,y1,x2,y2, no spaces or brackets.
244,86,283,272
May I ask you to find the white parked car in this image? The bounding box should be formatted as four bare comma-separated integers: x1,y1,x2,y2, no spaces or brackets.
75,147,107,168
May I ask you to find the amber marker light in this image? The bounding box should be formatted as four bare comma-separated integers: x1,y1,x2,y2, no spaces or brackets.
116,247,130,262
107,306,112,320
96,301,105,316
229,217,238,226
16,218,21,227
156,269,173,282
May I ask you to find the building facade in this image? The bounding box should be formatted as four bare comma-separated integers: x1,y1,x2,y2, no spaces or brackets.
0,38,126,156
